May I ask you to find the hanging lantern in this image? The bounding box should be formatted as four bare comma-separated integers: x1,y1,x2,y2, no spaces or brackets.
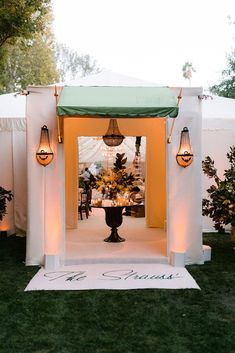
176,127,193,168
103,119,124,147
36,125,54,167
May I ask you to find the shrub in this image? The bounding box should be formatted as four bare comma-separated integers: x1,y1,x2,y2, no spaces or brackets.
0,187,13,221
202,146,235,232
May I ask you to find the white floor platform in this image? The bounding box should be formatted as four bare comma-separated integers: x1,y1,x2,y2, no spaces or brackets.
65,208,168,265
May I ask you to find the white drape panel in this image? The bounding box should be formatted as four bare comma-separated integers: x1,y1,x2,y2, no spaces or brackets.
0,118,26,234
0,117,26,131
0,131,14,232
202,127,235,232
167,88,204,265
78,136,146,163
26,86,65,266
12,131,27,231
201,95,235,231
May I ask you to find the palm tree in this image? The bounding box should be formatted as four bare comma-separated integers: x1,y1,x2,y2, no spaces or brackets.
182,62,196,86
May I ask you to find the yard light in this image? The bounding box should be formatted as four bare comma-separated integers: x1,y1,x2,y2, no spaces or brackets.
176,127,193,168
36,125,54,166
103,119,125,147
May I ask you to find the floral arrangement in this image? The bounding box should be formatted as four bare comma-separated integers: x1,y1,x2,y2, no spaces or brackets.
95,153,136,199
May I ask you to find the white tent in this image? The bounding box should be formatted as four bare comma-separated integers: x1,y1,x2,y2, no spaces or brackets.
202,95,235,231
78,136,146,163
1,71,234,237
59,69,160,87
0,93,27,234
25,82,204,268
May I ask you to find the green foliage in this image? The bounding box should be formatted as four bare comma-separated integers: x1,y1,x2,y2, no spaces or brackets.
202,146,235,232
0,1,99,92
0,0,51,48
0,1,59,93
0,187,13,221
95,153,135,197
56,43,100,81
111,153,136,191
112,153,127,172
0,34,59,93
210,50,235,98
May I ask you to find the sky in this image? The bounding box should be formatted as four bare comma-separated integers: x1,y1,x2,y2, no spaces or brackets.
51,0,235,88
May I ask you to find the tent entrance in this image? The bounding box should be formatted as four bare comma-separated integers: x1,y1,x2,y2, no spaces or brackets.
60,87,174,262
57,86,176,264
64,117,168,264
65,136,167,265
64,118,167,229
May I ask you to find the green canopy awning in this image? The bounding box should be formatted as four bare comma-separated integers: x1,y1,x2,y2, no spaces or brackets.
56,86,178,118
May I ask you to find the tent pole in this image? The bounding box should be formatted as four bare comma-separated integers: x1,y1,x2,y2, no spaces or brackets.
167,88,182,144
54,86,63,143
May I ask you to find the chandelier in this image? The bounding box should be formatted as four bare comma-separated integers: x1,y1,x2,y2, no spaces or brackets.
103,119,125,147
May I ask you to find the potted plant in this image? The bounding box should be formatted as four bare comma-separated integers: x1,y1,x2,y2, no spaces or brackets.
0,187,13,235
202,146,235,238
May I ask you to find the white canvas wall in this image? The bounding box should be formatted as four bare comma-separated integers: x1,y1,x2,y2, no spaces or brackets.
1,73,234,237
0,93,26,234
25,85,204,266
202,96,235,232
26,86,65,266
167,87,203,265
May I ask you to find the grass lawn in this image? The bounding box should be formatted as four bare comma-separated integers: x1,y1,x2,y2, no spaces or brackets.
0,233,234,353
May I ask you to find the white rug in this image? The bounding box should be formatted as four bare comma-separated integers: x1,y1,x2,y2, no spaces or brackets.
25,264,200,291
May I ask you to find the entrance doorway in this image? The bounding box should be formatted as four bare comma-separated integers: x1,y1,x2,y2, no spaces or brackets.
78,135,146,217
64,117,167,264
